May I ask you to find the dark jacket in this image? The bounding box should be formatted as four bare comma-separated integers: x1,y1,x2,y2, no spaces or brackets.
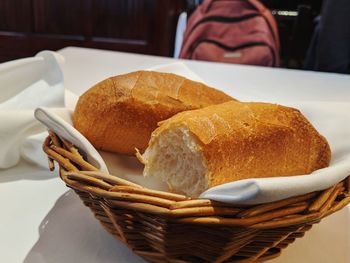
304,0,350,74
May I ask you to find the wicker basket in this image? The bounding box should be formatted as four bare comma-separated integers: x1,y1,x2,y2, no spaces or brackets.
43,131,350,263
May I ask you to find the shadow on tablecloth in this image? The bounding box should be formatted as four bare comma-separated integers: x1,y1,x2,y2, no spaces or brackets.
23,190,145,263
23,189,350,263
0,159,54,183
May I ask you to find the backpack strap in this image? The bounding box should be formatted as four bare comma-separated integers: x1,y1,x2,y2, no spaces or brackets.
201,0,214,13
247,0,280,50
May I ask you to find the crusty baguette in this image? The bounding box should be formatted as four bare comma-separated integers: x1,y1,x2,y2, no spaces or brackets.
140,101,331,197
73,70,234,154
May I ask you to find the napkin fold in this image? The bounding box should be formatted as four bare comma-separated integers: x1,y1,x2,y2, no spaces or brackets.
34,108,107,172
0,51,65,168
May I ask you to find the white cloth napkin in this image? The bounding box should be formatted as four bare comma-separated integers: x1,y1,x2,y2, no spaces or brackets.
33,62,350,205
34,108,107,172
0,51,65,169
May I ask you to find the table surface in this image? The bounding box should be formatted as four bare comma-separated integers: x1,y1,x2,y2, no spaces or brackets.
1,46,350,263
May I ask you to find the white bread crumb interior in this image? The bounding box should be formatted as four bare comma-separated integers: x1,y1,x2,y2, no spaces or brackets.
142,126,208,197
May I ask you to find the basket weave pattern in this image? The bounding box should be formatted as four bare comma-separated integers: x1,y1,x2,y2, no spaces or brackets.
43,131,350,262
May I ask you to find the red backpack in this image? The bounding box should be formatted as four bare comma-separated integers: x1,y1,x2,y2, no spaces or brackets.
179,0,280,67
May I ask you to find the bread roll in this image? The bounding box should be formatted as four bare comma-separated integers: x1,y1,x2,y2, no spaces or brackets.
140,101,331,197
73,71,234,155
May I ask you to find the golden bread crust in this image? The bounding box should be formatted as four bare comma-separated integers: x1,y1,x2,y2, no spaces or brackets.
73,71,234,154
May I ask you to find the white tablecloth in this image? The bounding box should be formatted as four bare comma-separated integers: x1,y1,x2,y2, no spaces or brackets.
1,47,350,263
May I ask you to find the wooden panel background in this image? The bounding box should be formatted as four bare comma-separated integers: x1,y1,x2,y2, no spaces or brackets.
0,0,186,62
0,0,32,32
32,0,87,36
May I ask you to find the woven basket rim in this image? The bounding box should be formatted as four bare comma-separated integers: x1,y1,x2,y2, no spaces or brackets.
43,132,350,229
42,131,350,262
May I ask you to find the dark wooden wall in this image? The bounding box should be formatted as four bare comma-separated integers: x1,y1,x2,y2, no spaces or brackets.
0,0,187,62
